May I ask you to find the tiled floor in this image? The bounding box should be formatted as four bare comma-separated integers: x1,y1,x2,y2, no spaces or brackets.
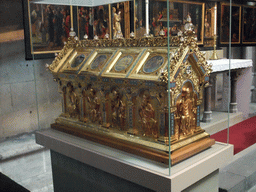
0,133,44,161
0,150,53,192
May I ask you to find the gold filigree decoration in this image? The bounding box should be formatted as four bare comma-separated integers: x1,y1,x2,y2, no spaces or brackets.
160,30,212,86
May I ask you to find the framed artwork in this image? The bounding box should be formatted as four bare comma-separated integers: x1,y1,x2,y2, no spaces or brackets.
220,3,241,45
77,5,110,40
23,0,74,59
242,6,256,45
135,0,205,44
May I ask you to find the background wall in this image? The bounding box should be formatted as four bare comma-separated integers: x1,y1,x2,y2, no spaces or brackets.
0,40,62,140
0,0,23,32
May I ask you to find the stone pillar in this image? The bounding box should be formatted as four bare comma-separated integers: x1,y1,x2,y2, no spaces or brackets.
230,70,239,113
222,72,230,112
251,72,256,103
202,83,212,123
210,73,217,110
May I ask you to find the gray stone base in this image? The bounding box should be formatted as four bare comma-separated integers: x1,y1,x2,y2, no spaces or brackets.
202,111,212,123
230,103,238,113
51,150,154,192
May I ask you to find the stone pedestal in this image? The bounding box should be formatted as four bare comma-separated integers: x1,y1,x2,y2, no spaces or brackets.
229,103,238,113
202,111,213,123
36,129,233,192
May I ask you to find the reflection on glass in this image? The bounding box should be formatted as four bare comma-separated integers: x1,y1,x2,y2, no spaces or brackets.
115,55,133,71
91,55,107,69
134,0,145,38
143,56,164,73
78,6,109,40
71,54,86,68
134,0,204,42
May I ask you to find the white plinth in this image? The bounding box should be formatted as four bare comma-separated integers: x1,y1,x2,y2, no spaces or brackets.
208,59,252,73
36,129,233,192
208,59,253,119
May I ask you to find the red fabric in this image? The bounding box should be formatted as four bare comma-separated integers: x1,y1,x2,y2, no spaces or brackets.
211,116,256,154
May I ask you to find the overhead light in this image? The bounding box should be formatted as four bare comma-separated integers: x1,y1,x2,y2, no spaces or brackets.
247,2,256,6
30,0,132,7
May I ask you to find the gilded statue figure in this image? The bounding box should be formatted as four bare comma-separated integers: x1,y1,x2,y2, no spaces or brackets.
139,94,158,138
66,83,79,118
175,87,197,138
111,90,126,129
113,7,123,39
87,88,102,124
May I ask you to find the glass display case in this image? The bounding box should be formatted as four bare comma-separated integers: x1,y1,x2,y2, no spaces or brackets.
26,0,240,177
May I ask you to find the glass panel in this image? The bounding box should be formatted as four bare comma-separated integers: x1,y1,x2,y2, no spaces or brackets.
28,0,62,135
207,1,233,146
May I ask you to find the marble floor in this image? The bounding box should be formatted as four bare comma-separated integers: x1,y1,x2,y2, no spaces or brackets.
0,149,53,192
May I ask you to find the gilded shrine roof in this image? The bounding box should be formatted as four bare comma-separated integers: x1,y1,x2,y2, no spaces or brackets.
48,30,212,84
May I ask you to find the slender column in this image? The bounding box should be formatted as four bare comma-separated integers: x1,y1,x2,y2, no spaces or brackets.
230,70,239,113
252,72,256,103
202,83,212,123
210,73,217,110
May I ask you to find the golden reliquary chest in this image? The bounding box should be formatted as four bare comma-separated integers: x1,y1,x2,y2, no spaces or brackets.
48,27,215,165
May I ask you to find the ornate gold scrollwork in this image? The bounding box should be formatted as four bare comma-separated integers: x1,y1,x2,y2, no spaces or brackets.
87,88,102,124
65,82,79,118
110,90,126,130
175,86,197,139
139,94,158,138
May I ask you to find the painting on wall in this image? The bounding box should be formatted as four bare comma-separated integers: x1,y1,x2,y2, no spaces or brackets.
23,0,74,59
220,3,241,45
242,6,256,44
